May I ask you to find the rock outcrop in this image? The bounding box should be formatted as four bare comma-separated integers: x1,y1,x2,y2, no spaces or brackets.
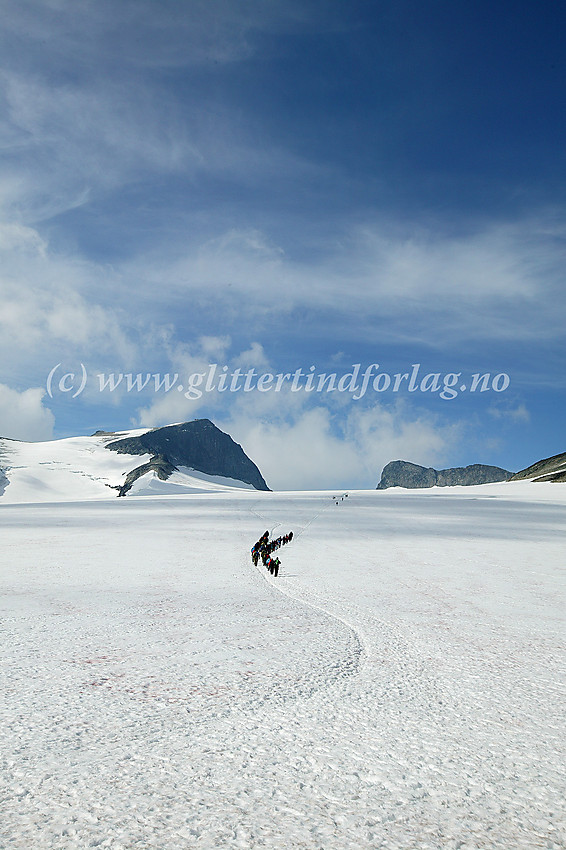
508,451,566,483
377,460,512,490
112,454,178,497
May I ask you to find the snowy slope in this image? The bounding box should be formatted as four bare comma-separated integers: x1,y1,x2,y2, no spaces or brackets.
0,482,565,849
0,430,256,503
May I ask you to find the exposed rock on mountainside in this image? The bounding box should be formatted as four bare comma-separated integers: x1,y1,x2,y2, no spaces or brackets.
377,460,512,490
106,419,269,492
508,451,566,483
113,455,178,497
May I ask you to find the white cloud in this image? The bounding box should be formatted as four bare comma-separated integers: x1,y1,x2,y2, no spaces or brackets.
0,384,54,441
488,403,530,423
198,336,232,359
0,220,138,376
136,392,205,430
233,342,270,369
220,393,460,490
0,221,47,255
229,407,359,490
135,338,262,427
352,225,536,301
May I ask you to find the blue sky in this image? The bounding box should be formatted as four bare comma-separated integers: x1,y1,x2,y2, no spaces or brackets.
1,0,565,488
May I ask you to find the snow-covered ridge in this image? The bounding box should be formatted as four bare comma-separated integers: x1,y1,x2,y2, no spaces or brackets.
0,427,256,504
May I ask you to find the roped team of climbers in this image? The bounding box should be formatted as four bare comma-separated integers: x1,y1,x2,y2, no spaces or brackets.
250,530,294,578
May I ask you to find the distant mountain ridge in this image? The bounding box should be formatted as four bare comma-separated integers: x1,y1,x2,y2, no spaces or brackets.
376,460,512,490
509,451,566,483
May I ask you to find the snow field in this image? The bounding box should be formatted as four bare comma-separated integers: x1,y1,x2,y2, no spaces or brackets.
0,485,565,848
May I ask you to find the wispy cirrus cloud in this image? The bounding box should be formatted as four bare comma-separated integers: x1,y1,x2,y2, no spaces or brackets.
0,0,333,226
1,209,564,409
1,0,331,73
124,215,566,346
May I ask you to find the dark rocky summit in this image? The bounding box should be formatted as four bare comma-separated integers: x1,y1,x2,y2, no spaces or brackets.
377,461,437,490
508,451,566,483
105,419,269,491
377,460,512,490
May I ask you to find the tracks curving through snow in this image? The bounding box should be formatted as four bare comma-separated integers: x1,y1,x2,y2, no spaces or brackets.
246,498,367,685
237,496,566,850
1,493,563,850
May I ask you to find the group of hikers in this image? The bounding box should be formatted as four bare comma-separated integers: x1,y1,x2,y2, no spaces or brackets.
332,493,349,505
250,530,294,578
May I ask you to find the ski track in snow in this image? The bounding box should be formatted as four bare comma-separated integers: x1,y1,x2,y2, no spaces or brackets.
0,488,565,849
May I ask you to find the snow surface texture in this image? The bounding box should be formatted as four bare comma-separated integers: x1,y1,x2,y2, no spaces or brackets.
0,430,255,503
1,482,565,849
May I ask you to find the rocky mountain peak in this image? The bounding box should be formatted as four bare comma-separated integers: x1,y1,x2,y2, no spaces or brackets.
106,419,269,491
